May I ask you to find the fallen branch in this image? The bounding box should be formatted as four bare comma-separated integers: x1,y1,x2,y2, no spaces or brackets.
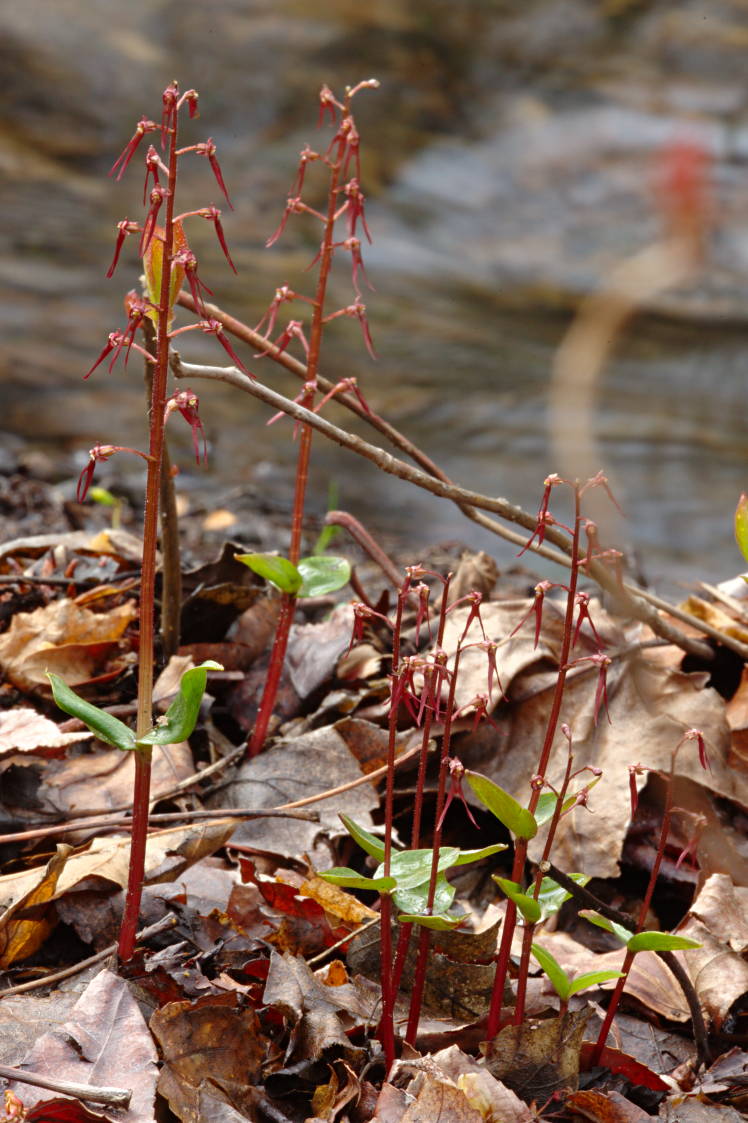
173,354,737,662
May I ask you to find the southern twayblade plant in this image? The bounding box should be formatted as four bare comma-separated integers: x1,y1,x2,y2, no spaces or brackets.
61,81,243,961
238,80,379,759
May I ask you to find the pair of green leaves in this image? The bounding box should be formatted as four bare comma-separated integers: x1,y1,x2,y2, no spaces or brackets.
465,770,600,842
320,814,506,931
493,872,590,926
530,942,624,1004
47,660,222,753
581,910,701,955
235,552,350,598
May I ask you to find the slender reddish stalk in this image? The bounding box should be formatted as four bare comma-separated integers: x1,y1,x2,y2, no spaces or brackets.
485,489,582,1038
118,103,179,962
248,104,351,758
591,763,675,1064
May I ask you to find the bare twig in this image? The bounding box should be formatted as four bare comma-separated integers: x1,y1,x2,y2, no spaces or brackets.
0,1064,131,1108
173,355,735,662
0,914,177,999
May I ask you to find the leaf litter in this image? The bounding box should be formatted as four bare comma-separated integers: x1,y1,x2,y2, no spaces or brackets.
0,524,747,1121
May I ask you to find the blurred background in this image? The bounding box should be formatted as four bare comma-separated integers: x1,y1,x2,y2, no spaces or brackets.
3,0,748,589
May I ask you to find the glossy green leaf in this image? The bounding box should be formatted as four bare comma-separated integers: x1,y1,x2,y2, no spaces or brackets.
318,867,396,892
375,847,460,890
393,873,456,917
580,910,633,945
47,673,136,752
451,843,508,866
537,873,590,921
626,931,702,953
138,661,223,746
297,555,351,597
736,493,748,564
466,771,537,839
397,911,464,930
234,553,302,594
530,942,571,1001
339,814,387,862
567,969,624,996
493,877,541,923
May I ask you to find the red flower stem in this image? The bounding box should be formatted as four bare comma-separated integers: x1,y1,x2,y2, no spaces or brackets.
513,750,575,1024
378,587,407,1071
405,627,461,1046
247,111,349,759
485,487,582,1038
118,107,180,962
591,761,675,1064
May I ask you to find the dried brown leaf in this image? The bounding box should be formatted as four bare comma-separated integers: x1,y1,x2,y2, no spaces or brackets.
0,599,136,692
8,969,157,1123
150,993,263,1123
483,1009,591,1099
0,709,92,756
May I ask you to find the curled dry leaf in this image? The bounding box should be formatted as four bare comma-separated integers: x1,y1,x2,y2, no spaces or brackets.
0,823,237,966
0,599,136,692
0,709,93,756
483,1009,591,1099
8,969,157,1123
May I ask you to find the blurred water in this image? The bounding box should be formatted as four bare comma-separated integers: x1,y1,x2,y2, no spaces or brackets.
3,0,748,591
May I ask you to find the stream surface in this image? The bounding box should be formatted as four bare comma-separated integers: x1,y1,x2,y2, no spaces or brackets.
3,0,748,591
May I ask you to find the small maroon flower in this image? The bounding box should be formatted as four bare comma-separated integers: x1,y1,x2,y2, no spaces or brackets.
197,318,253,377
179,88,200,119
106,219,140,278
569,651,612,725
142,144,167,204
628,762,647,817
165,388,208,464
84,331,156,380
161,80,179,147
255,319,310,360
511,580,555,649
437,759,479,831
318,84,342,127
680,727,710,772
76,442,151,501
572,591,604,651
517,473,565,556
335,236,373,296
109,116,158,181
139,184,170,257
340,178,372,242
171,248,214,317
266,196,307,248
195,138,232,209
290,144,320,196
323,300,377,358
312,376,372,418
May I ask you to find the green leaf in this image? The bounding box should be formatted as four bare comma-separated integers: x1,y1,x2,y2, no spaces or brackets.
297,555,351,597
393,873,456,917
47,673,136,752
530,942,571,1001
580,910,633,945
339,814,387,862
397,911,464,930
234,553,302,595
736,493,748,564
493,877,541,924
567,970,624,996
451,843,508,866
537,873,590,921
318,867,396,892
88,486,118,507
626,931,702,953
138,661,223,747
377,847,460,890
465,771,537,839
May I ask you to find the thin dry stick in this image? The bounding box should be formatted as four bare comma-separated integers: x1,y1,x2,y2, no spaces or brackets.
0,1064,131,1109
173,356,737,662
0,807,318,846
0,914,177,999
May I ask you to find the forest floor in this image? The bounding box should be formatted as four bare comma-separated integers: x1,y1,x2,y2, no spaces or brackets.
0,462,747,1123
